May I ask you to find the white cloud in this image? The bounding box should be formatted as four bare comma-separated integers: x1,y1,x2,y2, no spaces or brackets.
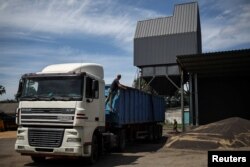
1,0,250,100
201,1,250,51
0,0,161,51
0,45,137,100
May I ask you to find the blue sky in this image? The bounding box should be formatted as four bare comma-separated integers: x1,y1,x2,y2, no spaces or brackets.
0,0,250,100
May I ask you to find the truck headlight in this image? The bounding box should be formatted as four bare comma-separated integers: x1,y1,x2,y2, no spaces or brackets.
17,136,25,140
67,138,81,142
17,130,25,134
68,131,78,135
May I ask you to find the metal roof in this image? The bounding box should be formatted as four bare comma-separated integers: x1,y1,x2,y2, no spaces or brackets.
177,49,250,76
134,2,199,38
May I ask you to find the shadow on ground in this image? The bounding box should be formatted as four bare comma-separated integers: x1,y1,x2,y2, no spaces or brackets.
24,136,168,167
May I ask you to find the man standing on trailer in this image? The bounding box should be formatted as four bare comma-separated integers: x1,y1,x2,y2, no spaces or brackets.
106,74,127,111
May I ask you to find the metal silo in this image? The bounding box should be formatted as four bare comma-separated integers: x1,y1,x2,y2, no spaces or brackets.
134,2,202,96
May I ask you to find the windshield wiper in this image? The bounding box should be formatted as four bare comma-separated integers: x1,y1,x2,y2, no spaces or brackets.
49,96,70,101
20,95,39,101
72,96,82,100
50,95,82,101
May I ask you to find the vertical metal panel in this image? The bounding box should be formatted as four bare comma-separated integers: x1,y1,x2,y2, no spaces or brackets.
105,89,165,126
129,89,133,123
125,90,129,124
134,32,199,66
135,90,139,122
167,65,179,75
197,76,250,125
142,93,145,122
118,90,123,124
142,67,154,77
155,66,166,76
134,2,201,68
147,95,151,122
134,2,198,38
145,95,148,122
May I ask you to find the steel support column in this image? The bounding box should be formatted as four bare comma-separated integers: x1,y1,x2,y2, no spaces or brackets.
189,73,193,125
194,73,199,126
181,70,185,132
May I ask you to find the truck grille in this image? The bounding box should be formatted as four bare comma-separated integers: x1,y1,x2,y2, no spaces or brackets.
20,108,75,126
28,128,64,148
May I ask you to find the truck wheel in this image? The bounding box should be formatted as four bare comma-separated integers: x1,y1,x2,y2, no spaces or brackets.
117,130,126,152
88,134,99,164
31,156,46,163
0,120,5,131
154,125,162,141
158,125,163,139
148,126,154,141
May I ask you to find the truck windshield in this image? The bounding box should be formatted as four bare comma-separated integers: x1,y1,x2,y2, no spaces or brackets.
20,76,83,101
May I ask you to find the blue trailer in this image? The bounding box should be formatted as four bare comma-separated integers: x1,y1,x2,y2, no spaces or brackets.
104,87,165,150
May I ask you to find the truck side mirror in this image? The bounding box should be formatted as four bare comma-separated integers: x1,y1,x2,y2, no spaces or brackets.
92,80,99,99
15,79,23,101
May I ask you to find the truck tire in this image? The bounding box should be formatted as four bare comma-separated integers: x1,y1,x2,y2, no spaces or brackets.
31,156,46,163
117,130,126,152
154,125,162,141
148,126,154,141
158,125,163,139
0,120,5,131
88,134,99,164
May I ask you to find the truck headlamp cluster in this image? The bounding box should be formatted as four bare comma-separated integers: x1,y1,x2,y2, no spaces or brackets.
67,138,81,142
17,136,25,140
65,148,74,152
68,131,78,135
17,130,25,134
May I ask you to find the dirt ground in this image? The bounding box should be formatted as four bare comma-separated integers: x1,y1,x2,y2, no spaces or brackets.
0,130,208,167
1,117,249,167
0,130,16,139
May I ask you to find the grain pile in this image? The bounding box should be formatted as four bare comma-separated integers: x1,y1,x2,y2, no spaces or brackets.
166,117,250,150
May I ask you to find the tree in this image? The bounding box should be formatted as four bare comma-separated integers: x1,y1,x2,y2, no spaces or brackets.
0,85,6,95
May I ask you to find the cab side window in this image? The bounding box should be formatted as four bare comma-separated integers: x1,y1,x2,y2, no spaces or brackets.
85,77,99,99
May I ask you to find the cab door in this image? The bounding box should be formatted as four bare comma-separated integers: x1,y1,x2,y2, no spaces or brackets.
84,76,100,125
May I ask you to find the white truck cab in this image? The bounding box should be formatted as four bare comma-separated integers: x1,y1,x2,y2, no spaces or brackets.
15,63,105,163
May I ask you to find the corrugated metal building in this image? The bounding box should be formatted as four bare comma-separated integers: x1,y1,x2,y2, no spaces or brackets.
177,49,250,125
134,2,201,95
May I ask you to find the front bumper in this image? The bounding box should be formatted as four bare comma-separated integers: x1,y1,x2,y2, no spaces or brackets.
15,127,91,157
